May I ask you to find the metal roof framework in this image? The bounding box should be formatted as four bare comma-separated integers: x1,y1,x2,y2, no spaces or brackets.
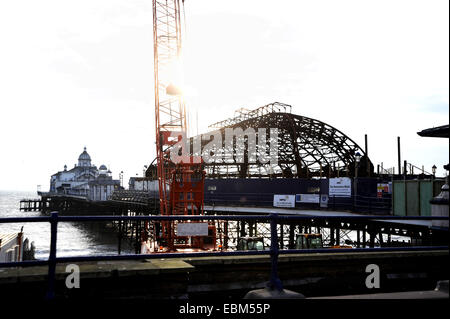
190,102,373,179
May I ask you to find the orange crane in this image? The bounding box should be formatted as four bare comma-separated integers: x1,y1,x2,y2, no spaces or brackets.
150,0,213,252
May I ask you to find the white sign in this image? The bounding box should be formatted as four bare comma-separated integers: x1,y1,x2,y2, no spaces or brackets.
177,223,209,236
329,177,352,197
273,195,295,208
296,194,320,203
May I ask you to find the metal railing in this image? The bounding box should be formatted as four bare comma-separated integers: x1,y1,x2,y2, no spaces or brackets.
0,213,447,300
107,191,392,214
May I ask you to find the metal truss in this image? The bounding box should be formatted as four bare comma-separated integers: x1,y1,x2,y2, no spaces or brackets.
208,217,427,250
153,0,186,218
209,102,292,129
193,102,373,178
152,0,209,252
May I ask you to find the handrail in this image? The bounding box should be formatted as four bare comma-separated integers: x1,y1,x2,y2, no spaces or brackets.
0,212,448,300
1,215,447,223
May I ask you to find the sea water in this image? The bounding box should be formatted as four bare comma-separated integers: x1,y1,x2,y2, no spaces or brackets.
0,190,133,260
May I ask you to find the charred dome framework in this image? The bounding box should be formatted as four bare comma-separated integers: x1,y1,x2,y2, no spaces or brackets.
147,102,374,179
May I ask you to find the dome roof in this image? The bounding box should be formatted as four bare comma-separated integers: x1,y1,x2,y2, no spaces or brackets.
99,164,107,170
78,147,91,161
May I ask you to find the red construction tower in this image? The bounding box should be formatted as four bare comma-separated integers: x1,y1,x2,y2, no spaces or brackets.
151,0,213,252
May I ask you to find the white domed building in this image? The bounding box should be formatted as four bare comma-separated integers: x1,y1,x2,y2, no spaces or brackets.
78,147,92,167
88,164,120,201
49,147,120,201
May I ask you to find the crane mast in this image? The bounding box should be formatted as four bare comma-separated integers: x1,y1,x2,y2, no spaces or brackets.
152,0,209,252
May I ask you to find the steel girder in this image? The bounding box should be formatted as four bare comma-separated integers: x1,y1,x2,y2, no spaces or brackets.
193,102,373,178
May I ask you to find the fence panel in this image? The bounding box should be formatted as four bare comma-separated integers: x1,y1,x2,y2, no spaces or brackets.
393,181,406,216
406,181,420,216
419,181,432,216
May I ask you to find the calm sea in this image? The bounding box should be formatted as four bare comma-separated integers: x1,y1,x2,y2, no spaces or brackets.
0,190,133,260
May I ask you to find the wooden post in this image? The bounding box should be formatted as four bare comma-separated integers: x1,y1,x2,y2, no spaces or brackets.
289,224,295,249
363,228,367,248
369,231,375,248
279,223,284,249
118,219,122,255
240,221,246,237
224,221,229,249
356,229,360,248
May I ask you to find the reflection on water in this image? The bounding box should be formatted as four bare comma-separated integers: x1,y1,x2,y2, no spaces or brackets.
0,190,133,260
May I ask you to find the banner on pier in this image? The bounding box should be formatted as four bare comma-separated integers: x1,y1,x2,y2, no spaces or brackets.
296,194,320,203
329,177,352,197
273,195,295,208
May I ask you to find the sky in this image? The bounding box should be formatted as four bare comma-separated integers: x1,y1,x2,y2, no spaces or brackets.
0,0,448,191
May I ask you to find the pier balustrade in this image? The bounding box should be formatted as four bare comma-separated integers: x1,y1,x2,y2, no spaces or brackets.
0,213,447,299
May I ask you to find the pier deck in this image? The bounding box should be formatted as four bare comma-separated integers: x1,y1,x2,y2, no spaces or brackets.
205,205,438,228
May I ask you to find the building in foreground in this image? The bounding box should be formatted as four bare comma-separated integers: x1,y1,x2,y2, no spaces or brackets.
0,230,34,262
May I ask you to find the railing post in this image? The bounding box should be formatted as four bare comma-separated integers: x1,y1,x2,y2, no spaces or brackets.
46,211,58,300
268,213,283,291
